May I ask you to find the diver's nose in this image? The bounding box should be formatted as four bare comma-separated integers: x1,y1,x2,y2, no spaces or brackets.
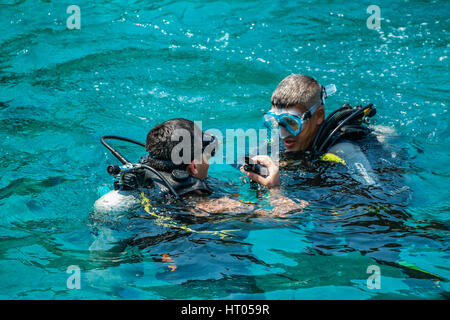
279,126,292,139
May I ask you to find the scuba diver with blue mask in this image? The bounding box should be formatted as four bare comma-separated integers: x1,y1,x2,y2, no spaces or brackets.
243,74,382,188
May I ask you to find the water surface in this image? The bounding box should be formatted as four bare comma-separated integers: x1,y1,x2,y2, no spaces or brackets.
0,0,449,299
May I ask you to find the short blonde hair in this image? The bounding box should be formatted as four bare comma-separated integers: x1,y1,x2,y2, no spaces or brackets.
271,74,322,109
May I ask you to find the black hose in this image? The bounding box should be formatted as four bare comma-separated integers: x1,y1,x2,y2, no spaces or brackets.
312,106,349,151
139,164,181,200
100,135,181,200
316,108,365,154
101,135,146,148
101,135,146,164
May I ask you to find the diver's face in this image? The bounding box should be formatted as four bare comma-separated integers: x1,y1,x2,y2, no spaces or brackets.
280,104,324,152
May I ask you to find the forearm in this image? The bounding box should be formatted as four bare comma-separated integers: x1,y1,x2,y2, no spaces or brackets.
192,191,308,217
265,188,309,216
194,196,255,214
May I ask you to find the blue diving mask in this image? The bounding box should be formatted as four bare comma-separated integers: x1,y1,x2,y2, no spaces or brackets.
263,84,336,138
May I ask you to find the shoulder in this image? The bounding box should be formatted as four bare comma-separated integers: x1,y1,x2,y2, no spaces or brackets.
325,139,366,163
328,139,362,152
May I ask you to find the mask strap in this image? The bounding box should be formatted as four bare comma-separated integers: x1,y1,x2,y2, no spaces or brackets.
321,86,326,105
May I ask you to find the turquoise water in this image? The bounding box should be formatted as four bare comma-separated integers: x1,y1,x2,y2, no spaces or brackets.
0,0,449,299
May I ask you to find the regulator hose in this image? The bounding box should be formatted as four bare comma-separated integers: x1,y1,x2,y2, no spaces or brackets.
100,135,181,200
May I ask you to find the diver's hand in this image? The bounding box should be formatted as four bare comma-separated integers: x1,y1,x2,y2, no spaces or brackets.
242,155,280,187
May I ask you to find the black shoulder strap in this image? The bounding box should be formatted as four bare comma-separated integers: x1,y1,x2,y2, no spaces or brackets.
150,170,212,196
312,104,376,156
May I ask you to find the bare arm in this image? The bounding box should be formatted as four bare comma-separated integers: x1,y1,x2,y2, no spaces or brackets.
253,188,309,217
192,196,256,215
191,191,308,217
268,188,309,216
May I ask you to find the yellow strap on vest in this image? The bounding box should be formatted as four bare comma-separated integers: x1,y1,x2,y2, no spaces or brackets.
320,153,346,166
140,192,237,239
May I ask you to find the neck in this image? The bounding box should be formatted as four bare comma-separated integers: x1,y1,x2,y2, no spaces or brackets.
308,124,323,150
141,155,186,172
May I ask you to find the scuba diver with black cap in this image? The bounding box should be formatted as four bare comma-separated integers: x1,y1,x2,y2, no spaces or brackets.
94,118,218,213
94,118,308,216
243,74,386,188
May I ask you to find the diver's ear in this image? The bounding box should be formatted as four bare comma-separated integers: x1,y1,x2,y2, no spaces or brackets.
316,106,325,126
186,160,198,176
